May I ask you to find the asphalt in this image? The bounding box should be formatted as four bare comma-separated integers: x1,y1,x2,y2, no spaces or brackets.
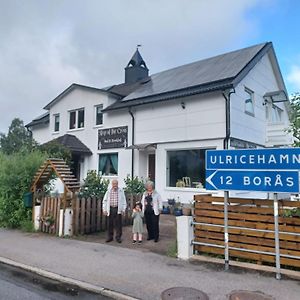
0,228,299,300
0,262,109,299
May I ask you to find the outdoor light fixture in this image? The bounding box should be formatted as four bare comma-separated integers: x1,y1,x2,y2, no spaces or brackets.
181,101,186,109
263,90,289,105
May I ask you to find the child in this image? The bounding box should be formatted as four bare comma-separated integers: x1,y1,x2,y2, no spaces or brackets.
132,202,144,244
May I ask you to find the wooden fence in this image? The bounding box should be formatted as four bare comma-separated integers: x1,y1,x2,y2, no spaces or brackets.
39,194,142,236
194,195,300,268
39,197,61,235
72,194,142,235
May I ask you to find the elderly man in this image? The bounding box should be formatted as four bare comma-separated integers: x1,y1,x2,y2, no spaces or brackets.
102,179,127,243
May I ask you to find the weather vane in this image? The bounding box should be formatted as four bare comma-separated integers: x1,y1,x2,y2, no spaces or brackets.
137,44,142,50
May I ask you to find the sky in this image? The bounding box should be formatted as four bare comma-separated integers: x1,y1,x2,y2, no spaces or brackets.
0,0,300,134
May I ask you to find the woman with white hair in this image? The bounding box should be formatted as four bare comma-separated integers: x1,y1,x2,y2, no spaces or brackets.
141,181,163,242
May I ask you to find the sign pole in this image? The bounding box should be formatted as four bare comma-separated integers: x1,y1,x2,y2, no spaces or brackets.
224,190,229,271
273,193,281,280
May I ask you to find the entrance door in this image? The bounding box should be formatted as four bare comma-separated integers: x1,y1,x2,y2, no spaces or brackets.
148,154,155,182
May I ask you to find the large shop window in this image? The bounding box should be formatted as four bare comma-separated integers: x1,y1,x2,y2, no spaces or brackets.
99,153,118,176
167,149,208,189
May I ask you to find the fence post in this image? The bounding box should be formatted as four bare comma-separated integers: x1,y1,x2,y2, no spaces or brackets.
177,216,194,260
274,193,281,280
224,191,229,271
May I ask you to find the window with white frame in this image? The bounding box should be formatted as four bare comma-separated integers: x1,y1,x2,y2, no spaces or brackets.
167,149,210,189
95,104,103,126
69,108,85,130
54,114,60,132
245,88,254,116
99,153,118,176
271,104,282,123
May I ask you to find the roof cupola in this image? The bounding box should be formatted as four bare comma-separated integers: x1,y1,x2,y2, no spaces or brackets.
125,46,149,84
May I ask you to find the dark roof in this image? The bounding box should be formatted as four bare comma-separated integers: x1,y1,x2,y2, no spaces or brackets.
47,134,92,155
26,112,49,127
43,83,120,110
104,42,272,111
107,78,151,97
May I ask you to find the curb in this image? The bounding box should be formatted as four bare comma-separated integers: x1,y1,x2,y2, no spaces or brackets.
0,256,139,300
190,255,300,281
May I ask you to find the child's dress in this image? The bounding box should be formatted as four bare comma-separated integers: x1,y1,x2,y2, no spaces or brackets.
132,211,144,234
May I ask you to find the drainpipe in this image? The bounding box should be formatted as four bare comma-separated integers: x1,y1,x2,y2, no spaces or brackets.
222,88,235,150
129,108,135,179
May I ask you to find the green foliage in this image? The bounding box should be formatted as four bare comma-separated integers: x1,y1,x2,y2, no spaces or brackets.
0,118,36,154
289,93,300,147
0,151,46,228
166,241,177,258
123,175,146,195
283,208,300,218
79,170,109,198
38,141,71,163
20,219,36,232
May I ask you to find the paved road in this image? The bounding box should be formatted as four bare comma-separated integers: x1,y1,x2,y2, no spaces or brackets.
0,263,109,300
0,229,299,300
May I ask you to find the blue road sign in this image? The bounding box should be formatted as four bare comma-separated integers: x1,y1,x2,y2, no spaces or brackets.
206,170,300,193
205,148,300,193
206,148,300,170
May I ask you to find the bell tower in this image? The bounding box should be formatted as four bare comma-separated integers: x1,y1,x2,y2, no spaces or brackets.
125,46,149,84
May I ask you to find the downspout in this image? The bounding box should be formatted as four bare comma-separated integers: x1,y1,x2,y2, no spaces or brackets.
129,108,135,179
222,88,235,150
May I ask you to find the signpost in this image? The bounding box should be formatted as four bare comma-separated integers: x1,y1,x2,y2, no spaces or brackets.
205,147,300,279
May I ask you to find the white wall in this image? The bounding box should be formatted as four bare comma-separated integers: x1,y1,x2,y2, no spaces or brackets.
31,123,51,144
134,93,226,145
31,86,133,187
231,52,291,146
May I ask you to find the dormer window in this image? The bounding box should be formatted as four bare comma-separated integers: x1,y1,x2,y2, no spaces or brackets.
69,108,85,130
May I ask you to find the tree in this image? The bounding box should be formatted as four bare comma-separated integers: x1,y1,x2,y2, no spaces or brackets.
289,93,300,147
0,118,35,154
38,141,71,163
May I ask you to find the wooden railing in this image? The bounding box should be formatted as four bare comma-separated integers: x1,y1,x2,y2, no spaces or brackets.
194,195,300,268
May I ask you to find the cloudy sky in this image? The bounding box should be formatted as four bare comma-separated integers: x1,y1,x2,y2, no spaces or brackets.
0,0,300,133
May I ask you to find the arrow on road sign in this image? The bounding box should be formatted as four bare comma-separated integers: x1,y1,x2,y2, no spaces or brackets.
205,170,300,193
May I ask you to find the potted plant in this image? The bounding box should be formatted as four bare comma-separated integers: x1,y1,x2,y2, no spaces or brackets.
182,201,193,216
162,205,170,214
174,200,183,216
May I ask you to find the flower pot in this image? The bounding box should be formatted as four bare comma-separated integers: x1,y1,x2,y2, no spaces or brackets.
162,207,170,214
174,208,183,216
182,207,191,216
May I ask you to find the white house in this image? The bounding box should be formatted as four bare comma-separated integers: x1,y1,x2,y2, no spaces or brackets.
26,42,293,202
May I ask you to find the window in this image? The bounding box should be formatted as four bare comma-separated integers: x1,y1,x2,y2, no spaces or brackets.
271,104,282,123
99,153,118,176
167,149,209,188
69,111,76,129
77,109,85,128
69,108,84,130
54,114,60,132
95,104,103,126
245,88,254,116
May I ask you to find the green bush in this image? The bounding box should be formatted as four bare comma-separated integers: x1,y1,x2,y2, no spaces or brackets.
124,175,146,195
0,151,46,228
79,170,109,198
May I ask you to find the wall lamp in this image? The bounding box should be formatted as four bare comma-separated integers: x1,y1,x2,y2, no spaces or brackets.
181,101,186,109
